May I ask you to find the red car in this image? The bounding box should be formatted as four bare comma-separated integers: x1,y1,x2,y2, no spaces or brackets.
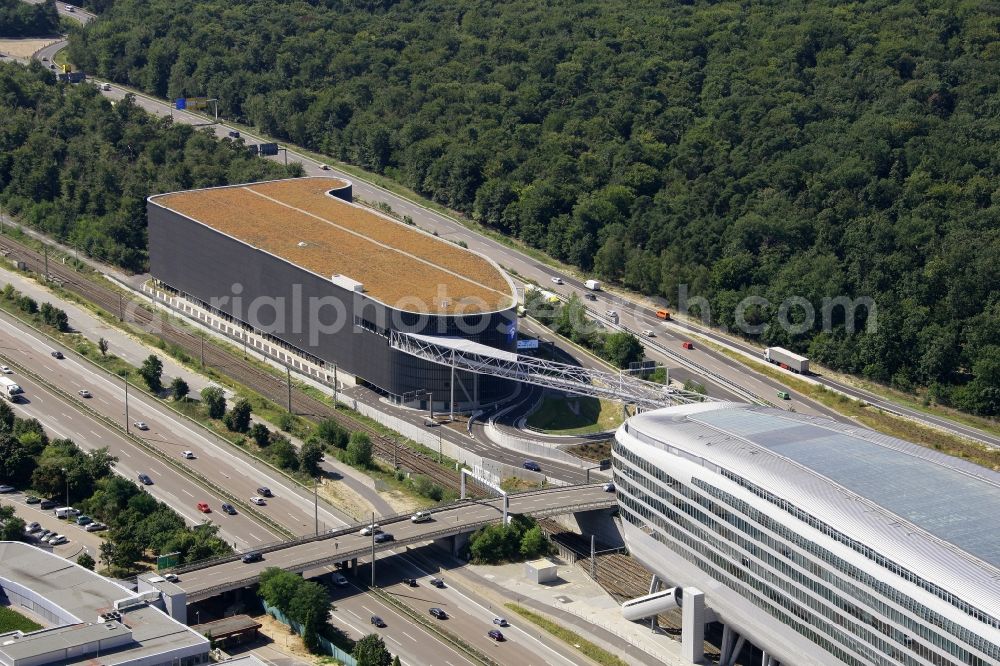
197,502,211,513
681,341,694,350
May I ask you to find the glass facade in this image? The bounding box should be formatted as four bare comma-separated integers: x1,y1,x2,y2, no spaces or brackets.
612,435,998,666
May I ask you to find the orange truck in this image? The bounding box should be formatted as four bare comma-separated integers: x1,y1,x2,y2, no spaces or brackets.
656,309,670,320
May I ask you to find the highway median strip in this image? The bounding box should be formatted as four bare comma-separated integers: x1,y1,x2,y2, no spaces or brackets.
0,350,293,541
503,603,629,666
367,586,501,666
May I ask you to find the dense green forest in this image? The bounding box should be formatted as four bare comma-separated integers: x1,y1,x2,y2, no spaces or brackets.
60,2,1000,415
0,62,299,270
0,0,59,37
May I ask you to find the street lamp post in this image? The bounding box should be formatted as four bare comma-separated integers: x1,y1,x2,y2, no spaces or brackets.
61,467,68,508
370,511,376,588
123,372,130,433
314,477,319,537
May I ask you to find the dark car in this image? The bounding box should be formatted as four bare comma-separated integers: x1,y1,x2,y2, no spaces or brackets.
403,577,418,587
137,473,153,485
40,499,58,510
522,460,541,472
488,629,505,641
370,615,386,628
25,495,40,504
374,532,394,544
228,130,241,138
221,503,237,515
51,350,64,359
429,607,447,620
241,552,263,563
256,487,272,497
429,577,445,588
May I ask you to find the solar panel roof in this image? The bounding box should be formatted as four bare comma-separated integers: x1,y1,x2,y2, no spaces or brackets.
690,408,1000,569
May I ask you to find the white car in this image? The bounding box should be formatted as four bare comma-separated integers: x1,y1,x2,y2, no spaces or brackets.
643,330,655,337
249,496,266,506
181,451,195,459
46,534,66,545
0,366,11,374
133,421,149,431
78,389,92,398
24,522,40,534
101,83,111,91
85,522,107,532
163,573,180,583
551,277,563,285
359,523,380,536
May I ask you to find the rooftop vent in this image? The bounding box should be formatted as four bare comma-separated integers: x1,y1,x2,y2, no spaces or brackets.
331,274,364,293
297,241,308,247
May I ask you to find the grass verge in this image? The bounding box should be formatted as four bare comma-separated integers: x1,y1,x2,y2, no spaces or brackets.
503,603,629,666
0,606,43,633
525,396,624,435
715,347,1000,471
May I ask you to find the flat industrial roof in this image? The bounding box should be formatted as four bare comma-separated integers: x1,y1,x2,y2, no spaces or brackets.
625,404,1000,619
150,177,515,315
0,542,207,664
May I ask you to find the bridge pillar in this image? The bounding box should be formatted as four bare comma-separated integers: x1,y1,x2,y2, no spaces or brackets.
432,533,469,558
681,587,706,664
350,558,358,575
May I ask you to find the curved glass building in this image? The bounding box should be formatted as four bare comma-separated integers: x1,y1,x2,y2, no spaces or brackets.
613,402,1000,666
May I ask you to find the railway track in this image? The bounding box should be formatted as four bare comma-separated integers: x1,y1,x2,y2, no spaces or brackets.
0,234,469,493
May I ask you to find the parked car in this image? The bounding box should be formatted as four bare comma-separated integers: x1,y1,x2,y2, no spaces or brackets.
429,607,447,619
0,484,15,493
25,495,40,504
101,83,111,91
374,532,394,543
37,529,52,540
78,390,92,398
255,487,272,497
319,164,331,170
196,502,211,513
250,496,266,506
133,421,149,431
220,503,237,515
241,552,263,563
359,523,380,536
39,499,57,510
522,460,541,472
370,615,386,628
488,629,505,641
493,617,509,627
603,482,616,493
85,522,107,532
137,473,153,485
411,511,432,523
48,535,68,546
181,451,195,459
429,577,445,588
228,130,240,138
51,350,63,359
24,522,40,534
76,515,93,526
0,365,11,374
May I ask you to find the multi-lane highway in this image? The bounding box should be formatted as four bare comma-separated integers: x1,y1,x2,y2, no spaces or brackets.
0,309,349,538
173,484,614,601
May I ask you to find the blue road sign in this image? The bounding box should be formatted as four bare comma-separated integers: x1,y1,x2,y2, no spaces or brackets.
175,98,186,110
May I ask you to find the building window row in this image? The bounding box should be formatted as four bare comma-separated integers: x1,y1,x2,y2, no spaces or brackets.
613,442,994,665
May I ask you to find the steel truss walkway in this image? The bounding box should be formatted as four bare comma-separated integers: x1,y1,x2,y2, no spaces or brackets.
390,331,714,410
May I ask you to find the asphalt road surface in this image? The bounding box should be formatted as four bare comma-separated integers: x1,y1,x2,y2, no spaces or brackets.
0,308,347,538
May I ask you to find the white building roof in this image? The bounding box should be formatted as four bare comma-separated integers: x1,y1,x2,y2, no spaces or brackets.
625,403,1000,620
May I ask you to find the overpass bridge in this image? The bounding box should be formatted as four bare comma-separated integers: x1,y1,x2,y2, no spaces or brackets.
168,484,616,603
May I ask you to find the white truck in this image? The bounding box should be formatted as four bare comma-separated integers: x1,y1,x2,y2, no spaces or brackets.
0,377,24,402
764,347,809,374
585,279,601,291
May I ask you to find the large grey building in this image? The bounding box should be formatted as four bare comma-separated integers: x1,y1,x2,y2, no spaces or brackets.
147,177,518,410
613,402,1000,666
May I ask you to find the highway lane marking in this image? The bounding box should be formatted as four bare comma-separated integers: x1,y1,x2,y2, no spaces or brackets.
247,532,263,541
344,609,362,621
401,631,417,643
89,430,101,437
118,450,130,458
181,489,194,497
